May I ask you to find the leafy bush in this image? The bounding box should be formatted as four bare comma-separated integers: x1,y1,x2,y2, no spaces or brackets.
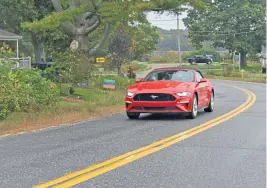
0,43,16,58
122,61,149,73
183,48,222,62
165,51,186,63
150,55,168,63
0,65,59,118
46,50,93,84
150,51,187,64
69,86,75,95
60,83,75,96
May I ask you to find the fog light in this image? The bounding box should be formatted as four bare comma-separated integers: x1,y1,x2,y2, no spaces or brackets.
179,100,189,104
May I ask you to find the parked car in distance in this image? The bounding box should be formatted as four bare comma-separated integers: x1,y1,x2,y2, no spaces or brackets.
187,55,213,64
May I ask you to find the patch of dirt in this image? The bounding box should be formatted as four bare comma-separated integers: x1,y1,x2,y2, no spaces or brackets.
0,105,125,136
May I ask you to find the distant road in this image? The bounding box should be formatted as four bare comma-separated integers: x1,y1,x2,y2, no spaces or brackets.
136,63,221,78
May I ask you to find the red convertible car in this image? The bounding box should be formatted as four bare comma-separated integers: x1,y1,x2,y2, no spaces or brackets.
125,67,214,119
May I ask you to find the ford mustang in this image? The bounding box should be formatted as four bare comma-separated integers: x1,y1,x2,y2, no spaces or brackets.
125,67,215,119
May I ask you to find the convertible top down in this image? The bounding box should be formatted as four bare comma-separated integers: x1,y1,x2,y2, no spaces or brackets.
125,67,215,119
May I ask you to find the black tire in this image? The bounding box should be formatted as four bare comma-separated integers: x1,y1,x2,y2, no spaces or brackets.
204,92,214,112
187,94,198,119
127,112,140,119
206,60,212,64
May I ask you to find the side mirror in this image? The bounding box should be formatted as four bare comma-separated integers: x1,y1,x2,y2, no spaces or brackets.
135,78,143,83
199,78,207,83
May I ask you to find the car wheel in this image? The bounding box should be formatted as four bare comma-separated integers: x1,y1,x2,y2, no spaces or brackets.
187,94,198,119
206,60,212,64
192,61,196,65
127,112,140,119
204,92,214,112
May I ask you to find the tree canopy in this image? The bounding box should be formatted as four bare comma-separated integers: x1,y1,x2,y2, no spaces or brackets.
21,0,205,56
183,0,266,66
0,0,70,61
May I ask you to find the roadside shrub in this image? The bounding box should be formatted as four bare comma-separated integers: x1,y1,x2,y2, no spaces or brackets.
150,55,168,63
0,104,8,120
0,43,16,58
0,65,60,118
69,86,75,95
50,50,93,84
122,61,149,73
60,83,75,96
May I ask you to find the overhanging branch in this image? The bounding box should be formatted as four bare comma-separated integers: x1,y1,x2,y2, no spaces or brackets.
89,22,112,56
51,0,76,37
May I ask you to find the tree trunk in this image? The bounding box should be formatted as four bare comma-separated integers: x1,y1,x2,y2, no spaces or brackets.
117,67,120,76
75,35,89,51
31,33,45,62
240,51,247,67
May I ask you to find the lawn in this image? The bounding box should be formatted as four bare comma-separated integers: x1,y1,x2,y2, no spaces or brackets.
0,85,128,135
181,62,262,71
122,61,150,73
204,73,266,83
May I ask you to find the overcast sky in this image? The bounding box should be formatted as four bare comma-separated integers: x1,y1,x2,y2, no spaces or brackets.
146,11,188,30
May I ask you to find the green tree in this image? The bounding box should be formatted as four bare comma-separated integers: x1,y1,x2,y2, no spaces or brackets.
22,0,205,56
108,28,131,76
184,0,266,67
127,23,159,60
0,0,69,61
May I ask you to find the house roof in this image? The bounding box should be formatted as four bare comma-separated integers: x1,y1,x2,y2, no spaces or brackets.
0,29,22,40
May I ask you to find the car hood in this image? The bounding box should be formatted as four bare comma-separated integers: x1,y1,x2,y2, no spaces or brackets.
128,81,193,93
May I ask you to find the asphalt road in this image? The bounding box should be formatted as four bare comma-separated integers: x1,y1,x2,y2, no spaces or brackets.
0,80,266,188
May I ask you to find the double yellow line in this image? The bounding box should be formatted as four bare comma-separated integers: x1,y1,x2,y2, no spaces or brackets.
35,85,256,188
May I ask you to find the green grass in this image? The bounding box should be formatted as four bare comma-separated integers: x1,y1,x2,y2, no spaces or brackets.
122,61,150,73
181,62,262,72
73,87,126,106
204,70,266,83
0,87,127,134
0,75,133,134
205,74,266,83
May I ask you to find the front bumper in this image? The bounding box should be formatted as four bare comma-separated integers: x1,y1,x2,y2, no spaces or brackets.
125,94,193,113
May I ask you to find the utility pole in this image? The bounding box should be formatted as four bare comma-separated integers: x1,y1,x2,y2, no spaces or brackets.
177,13,182,66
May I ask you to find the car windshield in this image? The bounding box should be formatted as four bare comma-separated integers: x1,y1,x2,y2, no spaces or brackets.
143,70,195,82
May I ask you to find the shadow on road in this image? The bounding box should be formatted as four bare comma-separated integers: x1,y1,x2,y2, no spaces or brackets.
129,111,206,121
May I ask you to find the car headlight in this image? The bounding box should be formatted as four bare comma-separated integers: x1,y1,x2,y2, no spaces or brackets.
177,92,191,97
127,91,135,97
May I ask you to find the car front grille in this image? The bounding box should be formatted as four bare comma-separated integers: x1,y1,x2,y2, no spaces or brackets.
133,93,176,102
134,107,177,111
